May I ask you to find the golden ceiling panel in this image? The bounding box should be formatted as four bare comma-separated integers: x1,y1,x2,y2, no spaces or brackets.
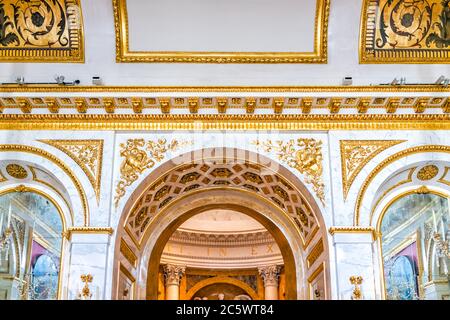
360,0,450,64
113,0,329,63
0,0,84,63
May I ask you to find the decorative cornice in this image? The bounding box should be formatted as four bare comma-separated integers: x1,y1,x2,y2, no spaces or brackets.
169,230,275,247
340,140,406,199
0,114,449,131
0,96,448,115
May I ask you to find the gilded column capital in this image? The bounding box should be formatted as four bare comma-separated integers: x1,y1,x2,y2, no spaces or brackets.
258,265,281,287
163,264,186,286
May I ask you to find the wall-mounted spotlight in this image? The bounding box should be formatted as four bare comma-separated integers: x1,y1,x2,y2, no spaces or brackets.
92,76,103,86
342,77,353,86
435,75,450,86
390,78,399,86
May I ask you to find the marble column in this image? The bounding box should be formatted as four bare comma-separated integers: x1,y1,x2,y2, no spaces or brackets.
258,265,281,300
163,264,186,300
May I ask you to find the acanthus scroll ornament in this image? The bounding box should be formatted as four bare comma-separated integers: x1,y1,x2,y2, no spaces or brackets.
253,138,325,204
258,265,281,287
163,264,186,286
114,138,191,207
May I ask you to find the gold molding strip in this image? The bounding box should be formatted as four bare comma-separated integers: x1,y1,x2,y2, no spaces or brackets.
306,239,324,268
328,226,377,240
0,114,449,131
113,0,329,63
1,85,450,93
120,238,137,268
64,227,114,239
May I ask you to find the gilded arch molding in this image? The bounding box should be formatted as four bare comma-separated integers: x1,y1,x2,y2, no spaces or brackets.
0,144,89,225
354,145,450,226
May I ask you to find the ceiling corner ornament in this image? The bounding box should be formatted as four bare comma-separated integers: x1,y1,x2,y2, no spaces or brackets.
253,138,325,205
0,144,89,226
360,0,450,64
113,0,329,63
417,164,440,181
355,145,450,226
0,0,84,63
114,138,191,207
5,163,28,179
340,140,406,200
39,139,104,203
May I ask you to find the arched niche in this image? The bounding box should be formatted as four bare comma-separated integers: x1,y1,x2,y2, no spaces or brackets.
113,148,330,300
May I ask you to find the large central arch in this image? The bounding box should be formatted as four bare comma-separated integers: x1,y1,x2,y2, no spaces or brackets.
113,148,329,300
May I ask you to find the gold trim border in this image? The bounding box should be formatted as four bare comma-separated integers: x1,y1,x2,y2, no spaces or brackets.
0,114,449,131
64,226,114,239
113,0,329,64
328,226,377,240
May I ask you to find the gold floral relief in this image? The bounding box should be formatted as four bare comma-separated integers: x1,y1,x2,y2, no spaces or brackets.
340,140,405,200
114,138,191,207
360,0,450,63
39,140,104,203
0,0,84,62
253,138,325,205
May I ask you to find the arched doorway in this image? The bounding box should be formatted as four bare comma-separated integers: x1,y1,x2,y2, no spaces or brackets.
113,148,329,300
0,186,65,300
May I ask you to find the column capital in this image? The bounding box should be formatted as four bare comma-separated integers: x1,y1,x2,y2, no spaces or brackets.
258,265,281,287
163,264,186,286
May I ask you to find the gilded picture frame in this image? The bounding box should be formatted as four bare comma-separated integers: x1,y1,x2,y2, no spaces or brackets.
0,0,84,63
113,0,330,64
360,0,450,64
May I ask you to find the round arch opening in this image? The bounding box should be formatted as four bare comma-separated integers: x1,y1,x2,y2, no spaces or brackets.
113,148,329,301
